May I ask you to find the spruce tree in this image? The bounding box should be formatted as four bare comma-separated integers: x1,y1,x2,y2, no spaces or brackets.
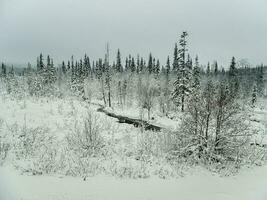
125,57,129,72
206,62,210,75
62,61,66,74
116,49,122,73
172,31,191,112
140,57,144,72
228,56,239,97
1,63,7,77
136,55,140,73
148,53,153,74
155,59,160,75
130,57,136,72
39,53,44,71
214,61,218,76
166,56,170,76
173,43,179,71
67,61,71,71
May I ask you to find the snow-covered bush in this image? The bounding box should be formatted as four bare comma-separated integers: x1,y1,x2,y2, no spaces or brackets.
13,126,58,174
170,80,267,171
63,112,105,177
109,158,150,178
0,118,11,165
66,112,104,157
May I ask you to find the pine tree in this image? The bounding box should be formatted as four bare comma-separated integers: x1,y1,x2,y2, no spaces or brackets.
214,61,218,76
148,53,153,74
206,62,210,75
39,53,44,71
173,43,179,71
163,56,171,115
166,56,170,76
228,57,239,97
173,31,191,112
155,59,160,75
125,57,129,72
62,61,66,74
1,63,7,77
140,57,144,72
47,55,51,69
67,61,71,71
136,55,140,73
37,57,40,71
116,49,122,73
130,57,136,72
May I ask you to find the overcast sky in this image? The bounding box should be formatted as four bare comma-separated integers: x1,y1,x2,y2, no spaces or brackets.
0,0,266,67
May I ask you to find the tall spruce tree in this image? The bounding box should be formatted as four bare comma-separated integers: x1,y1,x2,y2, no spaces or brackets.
62,61,66,74
228,56,239,97
173,31,191,112
148,53,153,74
173,43,179,71
166,56,170,76
214,61,218,76
116,49,122,73
130,57,136,72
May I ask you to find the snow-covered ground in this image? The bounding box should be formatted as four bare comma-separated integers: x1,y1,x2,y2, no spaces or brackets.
0,96,267,200
1,165,267,200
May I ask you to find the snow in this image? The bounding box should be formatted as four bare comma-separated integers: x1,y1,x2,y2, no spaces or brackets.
0,95,267,200
1,166,267,200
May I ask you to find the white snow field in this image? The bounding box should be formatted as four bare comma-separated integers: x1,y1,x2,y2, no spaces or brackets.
0,96,267,200
1,165,267,200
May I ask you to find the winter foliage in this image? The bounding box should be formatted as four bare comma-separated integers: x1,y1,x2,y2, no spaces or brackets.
0,32,267,182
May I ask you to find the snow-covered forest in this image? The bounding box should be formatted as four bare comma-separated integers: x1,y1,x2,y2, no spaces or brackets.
0,31,267,199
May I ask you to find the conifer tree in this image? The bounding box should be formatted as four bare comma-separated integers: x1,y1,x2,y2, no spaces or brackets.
136,55,140,73
166,56,170,76
67,61,71,71
116,49,122,73
206,62,210,75
140,57,144,72
1,63,7,77
173,43,179,71
173,31,191,112
228,56,239,97
36,53,44,73
155,59,160,75
125,57,129,72
214,61,218,76
62,61,66,74
148,53,153,74
130,57,136,72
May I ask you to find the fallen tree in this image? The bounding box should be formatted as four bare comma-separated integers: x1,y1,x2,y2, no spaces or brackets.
96,106,162,131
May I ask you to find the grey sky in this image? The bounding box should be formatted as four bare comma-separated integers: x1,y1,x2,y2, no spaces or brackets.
0,0,266,67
